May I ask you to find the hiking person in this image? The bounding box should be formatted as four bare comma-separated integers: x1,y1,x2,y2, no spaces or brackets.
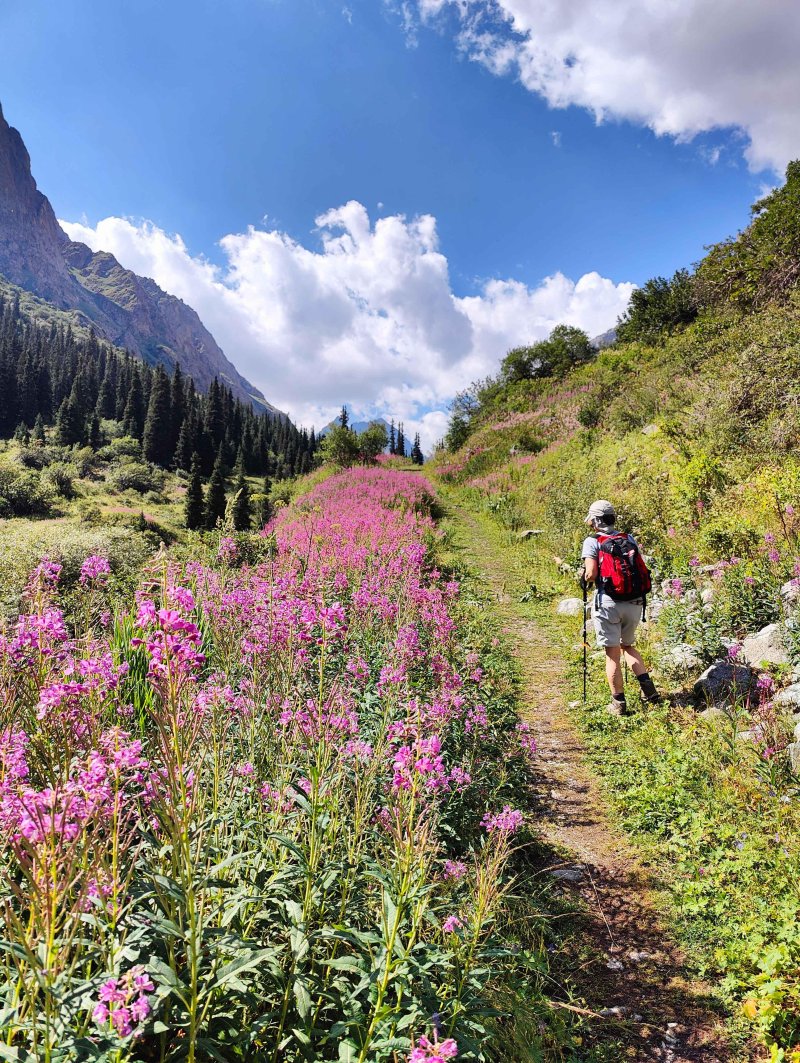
581,500,661,715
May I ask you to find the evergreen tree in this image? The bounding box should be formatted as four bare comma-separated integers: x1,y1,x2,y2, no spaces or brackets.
54,394,83,446
32,414,46,444
174,408,196,471
339,405,349,429
396,422,406,458
185,452,205,530
389,419,396,455
410,433,424,465
122,371,145,439
204,446,227,529
142,366,172,465
231,465,252,531
88,412,102,450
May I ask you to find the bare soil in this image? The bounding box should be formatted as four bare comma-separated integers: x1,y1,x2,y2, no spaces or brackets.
449,502,753,1062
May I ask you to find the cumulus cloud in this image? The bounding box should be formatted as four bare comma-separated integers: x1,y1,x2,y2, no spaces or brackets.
61,206,633,452
407,0,800,175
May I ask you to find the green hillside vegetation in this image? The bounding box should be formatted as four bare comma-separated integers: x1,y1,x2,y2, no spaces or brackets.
433,164,800,1057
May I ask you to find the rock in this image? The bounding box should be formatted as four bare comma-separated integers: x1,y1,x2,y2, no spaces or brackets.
556,597,585,616
781,578,800,603
645,596,664,621
699,705,727,721
605,957,624,971
641,423,660,436
741,623,789,666
518,528,544,539
549,866,585,883
794,719,800,742
627,949,653,963
789,742,800,773
694,661,756,704
701,588,715,605
775,683,800,709
600,1006,629,1017
662,644,702,672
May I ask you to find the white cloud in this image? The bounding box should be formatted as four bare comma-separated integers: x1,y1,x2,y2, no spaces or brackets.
550,130,561,148
407,0,800,175
61,206,633,454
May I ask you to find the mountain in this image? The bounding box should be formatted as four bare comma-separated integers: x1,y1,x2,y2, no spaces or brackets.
319,416,392,437
0,102,275,412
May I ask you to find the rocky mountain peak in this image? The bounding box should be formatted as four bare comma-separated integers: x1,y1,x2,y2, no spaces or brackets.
0,102,275,412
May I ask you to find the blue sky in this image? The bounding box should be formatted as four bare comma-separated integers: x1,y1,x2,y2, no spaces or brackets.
0,0,794,444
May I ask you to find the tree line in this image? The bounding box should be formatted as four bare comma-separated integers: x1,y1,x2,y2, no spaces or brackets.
0,291,317,479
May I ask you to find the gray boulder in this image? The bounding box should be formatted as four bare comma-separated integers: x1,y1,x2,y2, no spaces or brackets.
781,578,800,604
557,597,585,617
794,719,800,743
694,661,756,704
788,742,800,774
775,683,800,710
700,588,715,606
662,644,703,672
741,624,789,667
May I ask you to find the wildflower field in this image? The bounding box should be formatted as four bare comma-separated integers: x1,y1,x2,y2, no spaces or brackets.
0,467,553,1063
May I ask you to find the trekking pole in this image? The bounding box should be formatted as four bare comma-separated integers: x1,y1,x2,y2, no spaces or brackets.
581,573,588,704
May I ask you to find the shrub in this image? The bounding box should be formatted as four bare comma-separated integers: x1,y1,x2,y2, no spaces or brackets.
108,460,166,495
0,465,54,518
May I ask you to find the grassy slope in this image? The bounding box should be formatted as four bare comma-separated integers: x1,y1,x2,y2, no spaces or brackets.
432,301,800,1057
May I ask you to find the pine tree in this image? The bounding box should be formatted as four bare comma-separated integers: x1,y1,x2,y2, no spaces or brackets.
339,405,349,429
122,371,145,439
88,413,102,450
185,452,205,530
410,433,424,465
231,465,252,530
54,395,83,446
396,423,406,458
204,446,227,529
32,414,46,444
142,366,172,465
389,419,396,455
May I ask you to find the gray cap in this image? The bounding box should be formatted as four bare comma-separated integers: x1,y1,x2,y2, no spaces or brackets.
584,499,616,525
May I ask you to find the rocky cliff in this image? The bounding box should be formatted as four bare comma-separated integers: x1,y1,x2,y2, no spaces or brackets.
0,102,274,411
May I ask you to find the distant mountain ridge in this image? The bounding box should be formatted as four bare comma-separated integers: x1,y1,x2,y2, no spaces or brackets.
0,102,275,412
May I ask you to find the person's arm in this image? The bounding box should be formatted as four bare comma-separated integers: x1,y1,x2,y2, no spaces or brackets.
583,556,598,585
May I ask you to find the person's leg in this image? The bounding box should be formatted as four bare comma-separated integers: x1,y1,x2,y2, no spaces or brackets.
604,646,624,694
621,644,647,675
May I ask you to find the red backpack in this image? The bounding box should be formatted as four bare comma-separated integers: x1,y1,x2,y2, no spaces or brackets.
596,532,652,611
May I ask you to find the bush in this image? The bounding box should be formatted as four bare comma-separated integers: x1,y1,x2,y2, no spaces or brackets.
108,460,166,495
42,462,76,499
98,436,143,462
0,465,54,518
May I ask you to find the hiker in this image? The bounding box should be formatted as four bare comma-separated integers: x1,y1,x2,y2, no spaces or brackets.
581,500,661,715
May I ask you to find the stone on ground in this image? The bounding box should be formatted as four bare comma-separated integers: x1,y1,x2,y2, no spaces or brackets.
662,644,702,672
694,661,756,704
788,742,800,774
557,597,585,616
741,623,789,666
775,683,800,709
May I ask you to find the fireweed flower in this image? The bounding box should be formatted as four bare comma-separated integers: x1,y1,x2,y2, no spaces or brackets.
408,1034,458,1062
481,806,524,834
79,555,111,586
218,537,238,562
442,860,467,881
92,967,154,1038
442,915,464,933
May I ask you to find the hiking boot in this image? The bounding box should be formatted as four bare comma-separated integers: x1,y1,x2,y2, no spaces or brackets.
606,697,630,717
636,673,662,705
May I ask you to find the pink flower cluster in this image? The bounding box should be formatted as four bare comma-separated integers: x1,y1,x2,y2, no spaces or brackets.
481,805,524,834
92,966,154,1037
408,1034,458,1062
80,554,111,585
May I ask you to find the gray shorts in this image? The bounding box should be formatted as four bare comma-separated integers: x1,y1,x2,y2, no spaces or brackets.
592,595,643,648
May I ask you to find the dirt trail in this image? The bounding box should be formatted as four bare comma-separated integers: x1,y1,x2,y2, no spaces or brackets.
449,502,743,1062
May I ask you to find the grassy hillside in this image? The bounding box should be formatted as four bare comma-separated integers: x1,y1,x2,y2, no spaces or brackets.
431,172,800,1058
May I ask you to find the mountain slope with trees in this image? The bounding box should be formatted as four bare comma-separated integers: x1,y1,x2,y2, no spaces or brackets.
0,101,272,410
